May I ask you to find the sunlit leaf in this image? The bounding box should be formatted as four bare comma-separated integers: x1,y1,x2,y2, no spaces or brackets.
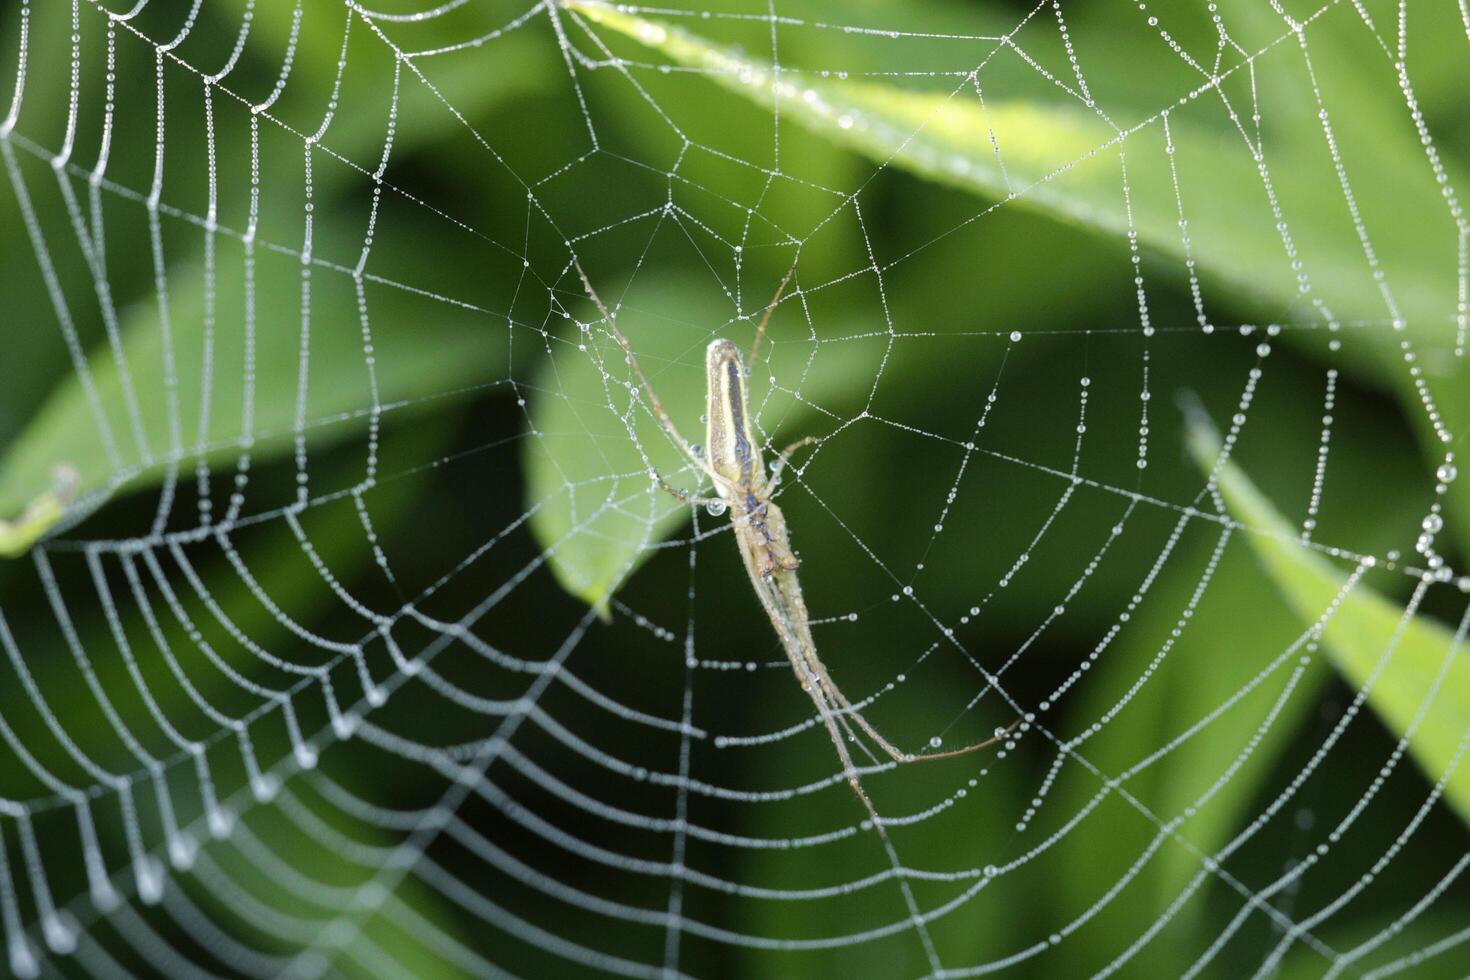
1185,405,1470,824
0,466,75,558
560,0,1470,554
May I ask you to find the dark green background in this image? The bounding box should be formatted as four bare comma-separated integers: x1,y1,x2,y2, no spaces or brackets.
1,0,1467,977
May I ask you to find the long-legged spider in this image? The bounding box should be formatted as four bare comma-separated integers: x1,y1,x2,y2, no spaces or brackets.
570,259,1010,819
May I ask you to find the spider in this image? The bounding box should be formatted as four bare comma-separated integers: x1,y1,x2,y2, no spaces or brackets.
570,259,1012,819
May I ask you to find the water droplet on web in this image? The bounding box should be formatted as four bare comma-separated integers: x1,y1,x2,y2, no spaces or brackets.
1437,463,1457,483
705,499,728,517
928,736,942,749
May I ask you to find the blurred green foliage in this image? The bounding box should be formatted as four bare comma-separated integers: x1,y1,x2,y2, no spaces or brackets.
1,0,1468,977
1186,406,1470,823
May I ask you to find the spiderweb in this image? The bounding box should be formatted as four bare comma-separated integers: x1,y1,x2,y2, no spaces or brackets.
1,0,1469,976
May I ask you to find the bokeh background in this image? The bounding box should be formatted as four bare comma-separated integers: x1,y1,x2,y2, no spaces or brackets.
1,0,1468,977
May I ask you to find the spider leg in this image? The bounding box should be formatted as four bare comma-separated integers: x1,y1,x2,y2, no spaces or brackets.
650,468,724,509
841,713,884,767
805,676,885,820
815,660,1016,763
796,660,881,766
809,681,948,965
766,435,820,492
570,258,709,478
747,259,799,365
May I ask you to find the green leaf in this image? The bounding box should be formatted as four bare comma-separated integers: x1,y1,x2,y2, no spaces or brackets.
525,271,876,615
561,0,1470,557
1185,405,1470,825
560,1,1462,335
0,9,550,538
0,226,503,529
0,465,75,557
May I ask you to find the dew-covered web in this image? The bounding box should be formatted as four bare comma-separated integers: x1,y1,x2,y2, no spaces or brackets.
1,0,1469,977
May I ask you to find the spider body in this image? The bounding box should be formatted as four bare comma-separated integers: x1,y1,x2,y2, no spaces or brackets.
705,339,801,578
